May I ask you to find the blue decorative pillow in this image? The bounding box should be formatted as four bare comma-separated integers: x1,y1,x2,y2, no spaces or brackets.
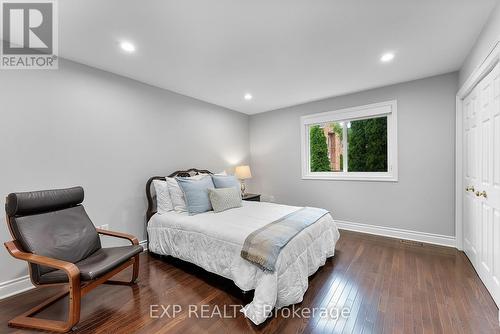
176,175,215,215
211,175,240,190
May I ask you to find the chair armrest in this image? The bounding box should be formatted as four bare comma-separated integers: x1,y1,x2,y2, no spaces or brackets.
4,240,80,280
96,228,139,245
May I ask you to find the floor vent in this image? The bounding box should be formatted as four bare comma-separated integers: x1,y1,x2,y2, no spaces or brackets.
400,239,424,247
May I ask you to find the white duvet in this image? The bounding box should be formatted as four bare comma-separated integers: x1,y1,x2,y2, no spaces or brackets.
147,201,340,325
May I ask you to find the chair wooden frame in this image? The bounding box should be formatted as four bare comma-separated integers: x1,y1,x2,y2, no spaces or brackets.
4,216,140,333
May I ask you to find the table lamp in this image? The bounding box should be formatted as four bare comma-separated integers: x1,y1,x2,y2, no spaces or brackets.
235,165,252,196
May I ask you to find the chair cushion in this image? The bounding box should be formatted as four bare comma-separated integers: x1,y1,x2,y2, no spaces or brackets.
6,187,84,217
10,205,102,282
39,245,143,284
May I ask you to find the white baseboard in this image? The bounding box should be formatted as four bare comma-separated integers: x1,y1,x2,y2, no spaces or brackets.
0,239,148,300
0,275,34,300
335,220,456,248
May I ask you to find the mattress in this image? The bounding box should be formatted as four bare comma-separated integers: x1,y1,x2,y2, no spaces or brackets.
147,201,340,325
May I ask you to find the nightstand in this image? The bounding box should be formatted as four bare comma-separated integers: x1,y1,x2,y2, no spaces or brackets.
242,193,260,202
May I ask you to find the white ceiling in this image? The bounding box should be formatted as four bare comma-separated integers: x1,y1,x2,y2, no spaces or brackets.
60,0,497,114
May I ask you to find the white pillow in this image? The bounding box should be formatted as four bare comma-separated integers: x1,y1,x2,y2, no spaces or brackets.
166,177,186,212
153,179,173,214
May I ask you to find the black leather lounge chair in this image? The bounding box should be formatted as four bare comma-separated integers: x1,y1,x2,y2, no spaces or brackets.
3,186,142,333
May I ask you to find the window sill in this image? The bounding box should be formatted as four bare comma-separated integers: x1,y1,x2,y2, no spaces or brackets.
302,173,398,182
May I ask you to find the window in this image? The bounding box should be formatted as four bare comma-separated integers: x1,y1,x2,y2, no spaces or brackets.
301,100,398,181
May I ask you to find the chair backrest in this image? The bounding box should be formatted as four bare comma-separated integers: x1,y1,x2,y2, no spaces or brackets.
5,187,101,284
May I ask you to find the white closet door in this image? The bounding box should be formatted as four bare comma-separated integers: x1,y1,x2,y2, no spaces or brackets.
463,62,500,306
463,82,480,264
493,61,500,304
477,63,500,304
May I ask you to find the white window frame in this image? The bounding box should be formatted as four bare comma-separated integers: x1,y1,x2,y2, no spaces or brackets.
301,100,398,182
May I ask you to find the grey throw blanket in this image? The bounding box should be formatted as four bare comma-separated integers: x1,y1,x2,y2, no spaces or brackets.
241,207,329,272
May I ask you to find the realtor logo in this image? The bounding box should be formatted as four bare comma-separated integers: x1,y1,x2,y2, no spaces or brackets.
1,0,58,69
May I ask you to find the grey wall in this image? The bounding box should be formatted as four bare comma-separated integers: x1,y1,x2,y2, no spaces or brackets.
460,2,500,86
249,72,458,236
0,59,249,284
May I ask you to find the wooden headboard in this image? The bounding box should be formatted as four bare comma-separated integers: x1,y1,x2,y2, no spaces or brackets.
145,168,212,222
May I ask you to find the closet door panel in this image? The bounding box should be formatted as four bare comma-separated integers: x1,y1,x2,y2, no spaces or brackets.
475,63,500,305
463,90,480,262
488,64,500,303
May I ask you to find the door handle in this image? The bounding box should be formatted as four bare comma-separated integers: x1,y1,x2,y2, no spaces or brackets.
475,190,487,198
466,186,475,192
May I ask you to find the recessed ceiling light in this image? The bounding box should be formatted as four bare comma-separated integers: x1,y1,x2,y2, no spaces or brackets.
244,93,253,100
380,52,395,63
120,41,135,53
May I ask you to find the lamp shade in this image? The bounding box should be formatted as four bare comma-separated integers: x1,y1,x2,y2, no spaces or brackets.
235,165,252,179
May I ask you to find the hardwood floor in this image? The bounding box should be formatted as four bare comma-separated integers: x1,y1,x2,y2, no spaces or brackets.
1,230,499,334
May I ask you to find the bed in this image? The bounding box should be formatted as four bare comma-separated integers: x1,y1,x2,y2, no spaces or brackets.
145,169,340,325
